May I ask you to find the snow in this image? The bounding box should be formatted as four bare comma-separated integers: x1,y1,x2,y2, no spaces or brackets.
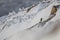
0,15,7,25
0,1,53,30
2,9,60,40
0,1,60,40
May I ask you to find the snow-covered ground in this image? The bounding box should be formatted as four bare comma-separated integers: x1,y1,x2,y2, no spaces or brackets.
0,1,53,31
0,0,60,40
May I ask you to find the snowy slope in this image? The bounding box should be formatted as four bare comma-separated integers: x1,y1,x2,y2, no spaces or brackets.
0,1,53,31
0,1,54,40
0,1,60,40
39,9,60,40
4,6,60,40
1,5,60,40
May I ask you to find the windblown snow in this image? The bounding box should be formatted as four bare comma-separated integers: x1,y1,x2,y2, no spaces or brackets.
0,0,60,40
